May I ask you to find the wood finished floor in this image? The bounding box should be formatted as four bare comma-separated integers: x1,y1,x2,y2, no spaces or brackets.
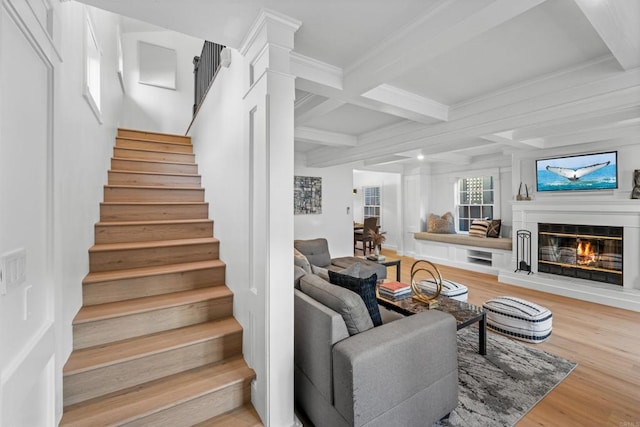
380,249,640,427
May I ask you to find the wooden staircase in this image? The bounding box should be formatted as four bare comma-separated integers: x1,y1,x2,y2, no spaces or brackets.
61,129,262,427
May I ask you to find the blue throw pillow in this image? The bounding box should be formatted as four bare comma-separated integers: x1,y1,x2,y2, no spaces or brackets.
328,270,381,327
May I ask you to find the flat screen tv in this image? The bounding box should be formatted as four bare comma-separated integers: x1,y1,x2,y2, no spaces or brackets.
536,151,617,192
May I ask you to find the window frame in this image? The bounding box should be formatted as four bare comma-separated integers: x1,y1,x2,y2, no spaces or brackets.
362,185,382,226
456,175,496,233
83,9,102,123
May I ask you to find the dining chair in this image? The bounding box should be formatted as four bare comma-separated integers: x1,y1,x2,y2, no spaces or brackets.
354,217,378,255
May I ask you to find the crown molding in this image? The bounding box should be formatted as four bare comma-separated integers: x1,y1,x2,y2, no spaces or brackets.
239,8,301,55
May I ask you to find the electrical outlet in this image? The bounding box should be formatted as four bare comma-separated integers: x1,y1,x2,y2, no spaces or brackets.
0,248,27,295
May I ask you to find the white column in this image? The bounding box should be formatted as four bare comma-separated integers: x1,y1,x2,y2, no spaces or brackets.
239,10,300,426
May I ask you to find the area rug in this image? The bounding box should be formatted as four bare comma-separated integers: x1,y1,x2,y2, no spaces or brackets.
435,328,577,427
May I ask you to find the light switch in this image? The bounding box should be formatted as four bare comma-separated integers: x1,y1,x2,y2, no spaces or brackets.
0,248,27,295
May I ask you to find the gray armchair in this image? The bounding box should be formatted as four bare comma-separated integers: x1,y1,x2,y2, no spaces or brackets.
294,273,458,427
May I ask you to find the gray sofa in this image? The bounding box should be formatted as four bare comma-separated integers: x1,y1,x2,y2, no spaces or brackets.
294,238,387,281
294,272,459,427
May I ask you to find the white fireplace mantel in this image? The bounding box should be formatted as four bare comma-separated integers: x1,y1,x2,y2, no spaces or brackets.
499,199,640,312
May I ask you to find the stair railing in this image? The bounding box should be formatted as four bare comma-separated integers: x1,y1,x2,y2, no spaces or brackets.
192,41,225,115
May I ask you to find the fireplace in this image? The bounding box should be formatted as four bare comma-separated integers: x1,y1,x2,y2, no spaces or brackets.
538,223,623,286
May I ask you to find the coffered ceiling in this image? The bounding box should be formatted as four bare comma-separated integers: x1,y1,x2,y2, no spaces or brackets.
81,0,640,169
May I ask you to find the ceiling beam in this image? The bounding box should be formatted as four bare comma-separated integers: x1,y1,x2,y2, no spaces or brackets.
342,0,547,96
481,132,545,149
425,152,472,165
305,68,640,167
363,155,410,167
294,127,357,147
295,98,346,126
292,53,447,124
543,121,640,149
574,0,640,71
361,84,449,121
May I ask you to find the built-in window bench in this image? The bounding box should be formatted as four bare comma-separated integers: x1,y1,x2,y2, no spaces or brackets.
413,232,512,274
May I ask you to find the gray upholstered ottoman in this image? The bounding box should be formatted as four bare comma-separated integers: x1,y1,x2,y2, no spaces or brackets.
419,279,469,302
483,296,552,343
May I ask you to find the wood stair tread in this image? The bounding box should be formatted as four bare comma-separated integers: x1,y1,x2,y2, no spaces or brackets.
111,157,197,167
118,128,191,144
74,287,232,324
195,404,263,427
114,146,195,156
95,218,212,227
89,237,217,252
104,184,203,190
101,201,208,206
83,259,224,285
117,136,192,146
64,318,241,376
61,357,253,426
109,169,201,178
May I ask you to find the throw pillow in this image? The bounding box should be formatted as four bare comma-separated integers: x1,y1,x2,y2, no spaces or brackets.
300,274,374,335
427,212,456,234
487,219,502,238
469,219,491,238
294,265,306,289
311,264,329,281
328,270,381,327
294,248,312,274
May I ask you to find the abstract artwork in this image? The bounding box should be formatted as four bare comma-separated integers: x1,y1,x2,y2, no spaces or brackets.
294,176,322,214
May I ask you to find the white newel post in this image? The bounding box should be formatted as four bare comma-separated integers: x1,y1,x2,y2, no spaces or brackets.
239,10,301,426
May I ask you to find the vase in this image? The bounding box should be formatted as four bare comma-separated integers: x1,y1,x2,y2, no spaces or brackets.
374,246,380,257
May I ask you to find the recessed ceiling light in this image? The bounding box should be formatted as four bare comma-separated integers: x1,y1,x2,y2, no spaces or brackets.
417,154,424,160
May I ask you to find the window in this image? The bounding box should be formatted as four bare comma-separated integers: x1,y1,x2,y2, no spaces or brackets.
83,10,102,123
363,186,381,225
457,176,494,232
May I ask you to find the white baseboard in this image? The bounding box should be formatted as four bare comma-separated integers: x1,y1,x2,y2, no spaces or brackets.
499,270,640,312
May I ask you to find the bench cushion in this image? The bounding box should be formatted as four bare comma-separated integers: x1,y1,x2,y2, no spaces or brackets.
483,296,552,343
419,279,468,302
414,232,512,251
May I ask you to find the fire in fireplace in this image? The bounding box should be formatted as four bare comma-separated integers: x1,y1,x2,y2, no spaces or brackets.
576,239,596,266
538,223,623,286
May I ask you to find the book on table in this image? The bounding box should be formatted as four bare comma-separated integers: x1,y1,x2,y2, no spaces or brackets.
378,281,411,299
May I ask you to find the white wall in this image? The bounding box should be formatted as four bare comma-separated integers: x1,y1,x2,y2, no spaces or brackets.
294,159,355,257
1,1,123,425
188,11,300,423
187,49,247,339
120,30,202,135
353,170,402,251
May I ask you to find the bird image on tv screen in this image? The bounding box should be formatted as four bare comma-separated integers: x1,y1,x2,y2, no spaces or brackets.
536,152,617,192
